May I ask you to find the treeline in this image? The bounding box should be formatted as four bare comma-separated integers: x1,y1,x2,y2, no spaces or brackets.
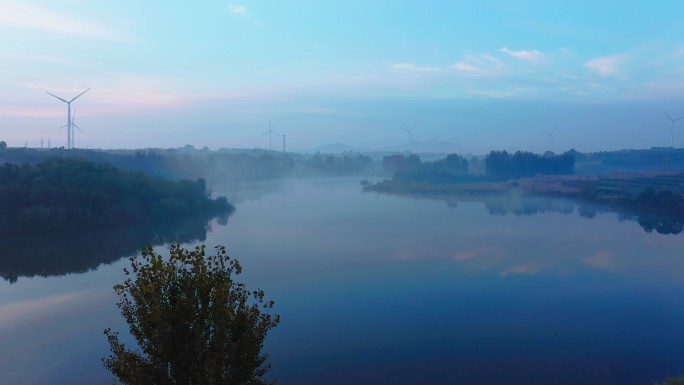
373,153,470,185
301,153,373,175
383,153,468,174
485,150,575,180
0,146,377,182
0,158,233,232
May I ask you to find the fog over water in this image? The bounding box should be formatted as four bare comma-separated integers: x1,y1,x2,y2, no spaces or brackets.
2,177,684,385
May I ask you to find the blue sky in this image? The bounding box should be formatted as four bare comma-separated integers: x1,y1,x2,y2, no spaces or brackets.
2,0,684,153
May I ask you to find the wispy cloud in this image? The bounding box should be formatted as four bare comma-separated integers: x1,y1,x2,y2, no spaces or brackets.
451,54,505,76
228,4,248,15
451,62,481,72
584,55,625,76
500,47,546,63
0,293,82,330
0,2,114,38
391,63,443,73
500,264,542,276
584,251,620,271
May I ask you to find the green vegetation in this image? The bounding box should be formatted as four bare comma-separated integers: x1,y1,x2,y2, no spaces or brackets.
378,153,471,184
104,244,280,385
655,376,684,385
0,158,233,232
383,153,468,175
485,150,575,180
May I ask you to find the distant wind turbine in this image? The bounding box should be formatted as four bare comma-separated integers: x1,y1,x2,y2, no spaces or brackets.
541,127,557,147
46,88,90,149
662,111,684,148
399,123,417,152
261,119,280,151
71,109,85,148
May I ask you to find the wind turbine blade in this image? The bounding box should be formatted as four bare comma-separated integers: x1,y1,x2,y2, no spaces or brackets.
73,123,84,133
409,123,417,131
69,88,90,102
46,91,68,103
58,124,68,130
664,110,674,122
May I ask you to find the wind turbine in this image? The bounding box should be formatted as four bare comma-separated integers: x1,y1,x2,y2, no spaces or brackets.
541,127,557,147
399,123,417,152
663,111,684,148
46,88,90,149
261,119,280,151
71,109,85,148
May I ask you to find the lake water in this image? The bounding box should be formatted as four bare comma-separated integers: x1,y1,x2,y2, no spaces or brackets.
2,177,684,385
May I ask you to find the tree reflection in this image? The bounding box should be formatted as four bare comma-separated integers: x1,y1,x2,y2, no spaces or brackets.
635,214,684,235
377,190,684,235
0,212,232,283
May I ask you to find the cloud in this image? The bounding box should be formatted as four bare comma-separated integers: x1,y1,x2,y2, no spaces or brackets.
451,54,505,76
228,4,248,14
0,293,82,330
584,55,625,76
0,2,114,38
499,264,542,276
584,251,620,271
391,63,443,73
500,47,546,63
451,62,482,72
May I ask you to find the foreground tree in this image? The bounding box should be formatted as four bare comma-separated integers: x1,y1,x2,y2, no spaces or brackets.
103,244,280,385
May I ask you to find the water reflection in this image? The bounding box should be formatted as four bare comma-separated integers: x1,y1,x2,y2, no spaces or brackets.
412,192,684,235
3,178,684,385
0,212,231,283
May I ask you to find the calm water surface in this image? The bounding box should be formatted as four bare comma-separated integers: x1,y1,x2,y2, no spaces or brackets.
1,177,684,385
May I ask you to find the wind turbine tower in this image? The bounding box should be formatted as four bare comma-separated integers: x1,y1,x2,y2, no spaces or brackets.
541,127,557,147
399,123,417,152
46,88,90,149
663,111,684,148
261,119,280,151
70,109,85,148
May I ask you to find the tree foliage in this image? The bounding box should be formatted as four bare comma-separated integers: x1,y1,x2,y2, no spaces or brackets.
485,150,574,180
0,158,233,232
382,154,422,173
103,244,280,385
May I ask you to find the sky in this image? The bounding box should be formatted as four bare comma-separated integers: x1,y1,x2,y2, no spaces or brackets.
2,0,684,153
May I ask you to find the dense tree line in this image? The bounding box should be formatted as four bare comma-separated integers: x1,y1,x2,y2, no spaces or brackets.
380,153,470,184
485,150,574,180
383,154,423,173
303,153,373,175
0,158,233,232
383,153,468,174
